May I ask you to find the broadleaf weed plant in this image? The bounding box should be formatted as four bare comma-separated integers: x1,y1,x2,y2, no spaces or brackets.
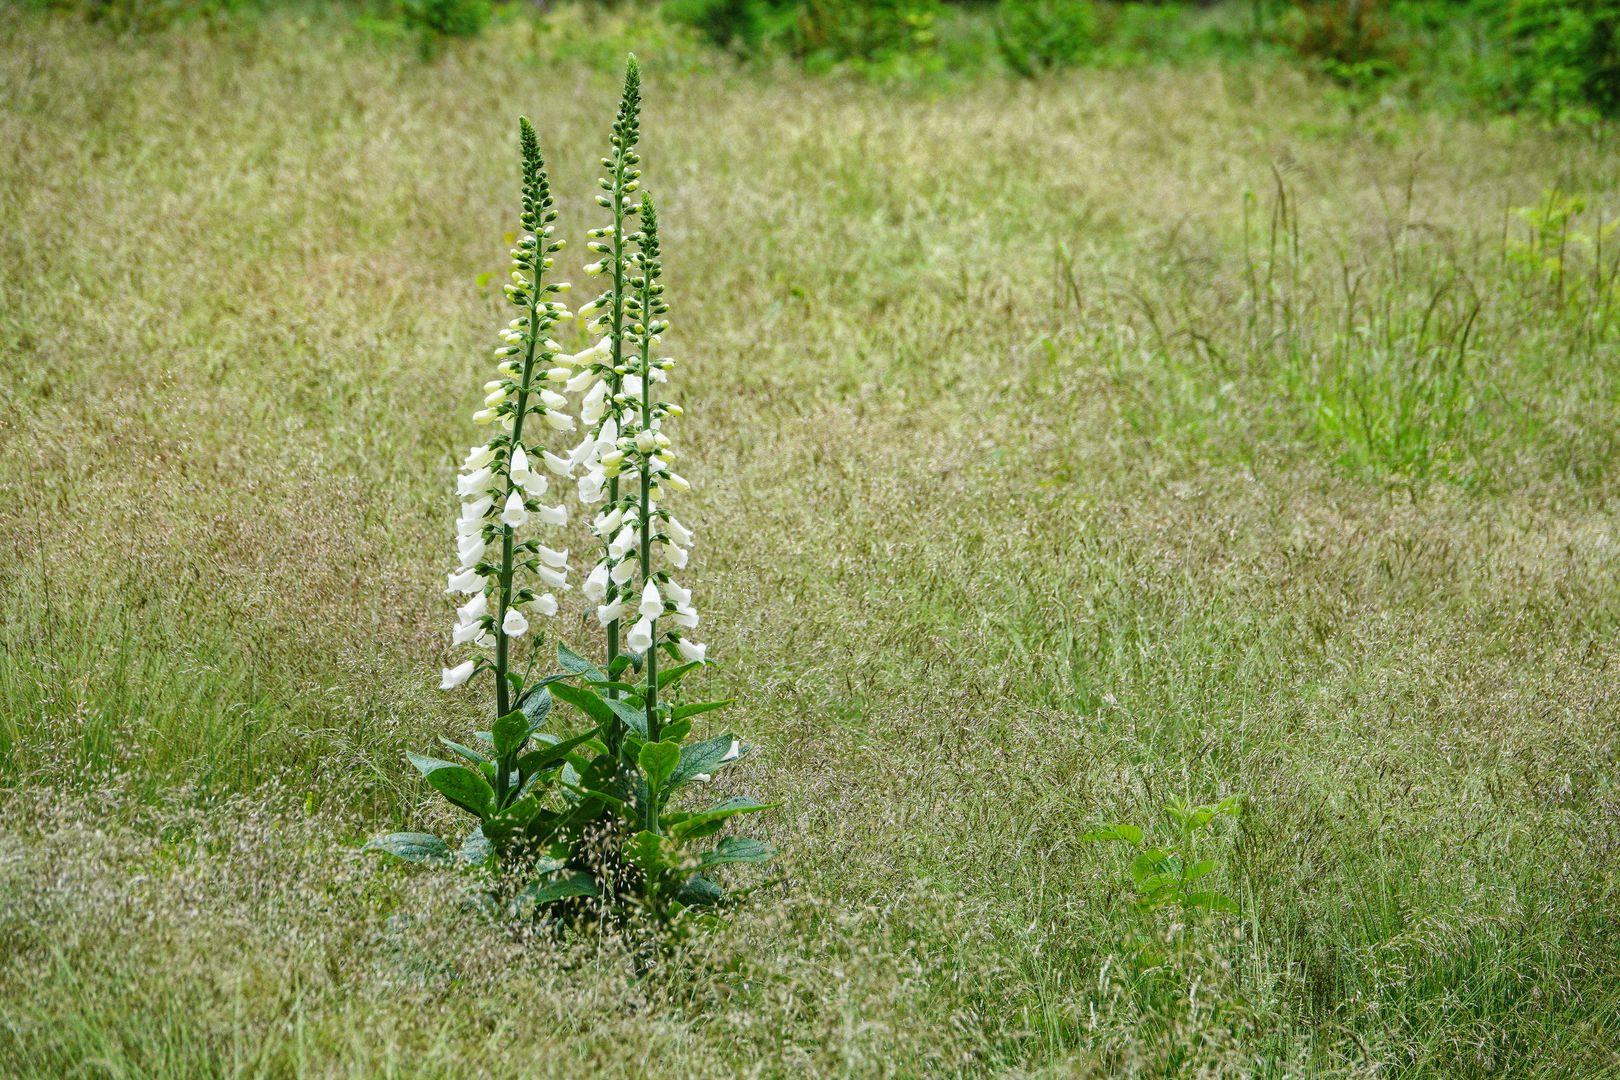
369,57,774,932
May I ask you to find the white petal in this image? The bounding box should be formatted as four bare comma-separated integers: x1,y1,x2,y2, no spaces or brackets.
440,660,475,689
457,466,493,497
534,544,568,569
676,639,706,663
661,578,691,606
541,450,574,477
447,568,484,594
610,559,637,585
501,608,529,638
627,616,653,653
500,491,528,528
583,562,609,603
510,446,530,481
536,502,568,526
639,580,663,621
595,601,626,627
532,593,559,617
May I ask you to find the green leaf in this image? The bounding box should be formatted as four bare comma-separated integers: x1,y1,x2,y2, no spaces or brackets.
458,828,495,868
638,740,681,791
656,661,702,690
407,752,495,818
699,836,776,868
673,874,723,907
1129,847,1172,886
438,737,489,766
1182,890,1239,914
515,728,598,778
518,685,554,726
607,654,633,677
665,796,772,841
1184,859,1216,883
625,829,666,873
512,870,600,914
585,679,643,696
671,699,732,722
671,732,744,787
603,695,650,739
557,642,605,680
364,832,453,866
1081,823,1143,845
549,681,614,726
491,710,532,759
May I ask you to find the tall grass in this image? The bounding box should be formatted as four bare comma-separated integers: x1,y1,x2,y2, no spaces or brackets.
1,10,1618,1076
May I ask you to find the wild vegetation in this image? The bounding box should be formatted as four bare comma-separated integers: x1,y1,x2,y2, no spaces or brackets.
2,4,1619,1077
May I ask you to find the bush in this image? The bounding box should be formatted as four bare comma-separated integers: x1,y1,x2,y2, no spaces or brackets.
994,0,1102,76
1495,0,1620,119
400,0,491,56
1278,0,1403,85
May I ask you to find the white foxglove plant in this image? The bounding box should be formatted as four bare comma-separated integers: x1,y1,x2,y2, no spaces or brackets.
370,63,773,929
540,58,774,924
368,120,602,906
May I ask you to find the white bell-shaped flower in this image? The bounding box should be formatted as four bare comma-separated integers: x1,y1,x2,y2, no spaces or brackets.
531,592,559,617
501,608,529,638
500,491,528,528
460,494,494,522
665,516,693,547
627,616,653,653
440,660,475,689
609,524,638,561
610,558,637,585
456,593,488,623
447,568,484,594
456,466,492,495
581,380,608,424
534,544,568,569
510,445,531,482
638,580,663,620
457,536,486,570
583,562,610,603
541,449,574,477
536,502,567,526
537,564,568,590
595,600,626,627
675,638,707,663
661,578,691,606
452,619,483,646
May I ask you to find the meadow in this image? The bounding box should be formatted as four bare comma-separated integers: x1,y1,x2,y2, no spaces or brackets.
2,8,1619,1077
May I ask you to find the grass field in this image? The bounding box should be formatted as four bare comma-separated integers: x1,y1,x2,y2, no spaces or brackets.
3,9,1620,1077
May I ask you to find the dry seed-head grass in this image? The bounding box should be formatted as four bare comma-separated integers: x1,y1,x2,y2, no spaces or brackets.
2,8,1618,1077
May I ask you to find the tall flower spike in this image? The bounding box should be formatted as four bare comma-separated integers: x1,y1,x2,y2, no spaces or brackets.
443,116,576,721
623,193,702,744
571,55,644,748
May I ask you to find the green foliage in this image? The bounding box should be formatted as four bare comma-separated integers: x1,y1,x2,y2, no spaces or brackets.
1494,0,1620,119
993,0,1102,76
399,0,491,57
1085,796,1243,916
